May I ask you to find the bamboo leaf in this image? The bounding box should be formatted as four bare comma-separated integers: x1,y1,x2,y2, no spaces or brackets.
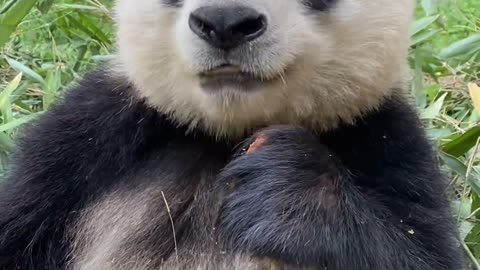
421,93,447,119
5,57,45,84
442,126,480,157
421,0,438,16
411,15,439,37
0,73,22,125
0,113,40,133
440,152,480,195
0,0,37,47
37,0,54,14
439,34,480,59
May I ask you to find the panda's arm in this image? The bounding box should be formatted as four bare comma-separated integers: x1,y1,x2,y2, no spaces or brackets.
0,71,175,268
219,98,463,270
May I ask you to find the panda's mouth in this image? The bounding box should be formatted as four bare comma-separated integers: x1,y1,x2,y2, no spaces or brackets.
198,64,279,91
200,65,244,77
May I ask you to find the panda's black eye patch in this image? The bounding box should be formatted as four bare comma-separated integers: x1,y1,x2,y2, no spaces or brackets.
162,0,182,7
303,0,337,11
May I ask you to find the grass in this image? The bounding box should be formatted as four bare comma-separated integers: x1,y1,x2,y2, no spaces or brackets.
1,0,480,267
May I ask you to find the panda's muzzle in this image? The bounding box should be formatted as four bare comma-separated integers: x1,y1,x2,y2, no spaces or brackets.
189,5,267,51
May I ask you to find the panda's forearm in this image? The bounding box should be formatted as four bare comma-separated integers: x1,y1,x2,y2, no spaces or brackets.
219,127,460,269
223,171,458,270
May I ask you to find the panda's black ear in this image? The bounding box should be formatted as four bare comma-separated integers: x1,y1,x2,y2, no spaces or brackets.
303,0,338,11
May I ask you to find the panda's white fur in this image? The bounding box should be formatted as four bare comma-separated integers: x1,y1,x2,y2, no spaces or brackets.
114,0,414,138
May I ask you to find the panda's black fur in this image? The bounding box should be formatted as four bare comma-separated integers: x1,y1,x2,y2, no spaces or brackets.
0,68,464,269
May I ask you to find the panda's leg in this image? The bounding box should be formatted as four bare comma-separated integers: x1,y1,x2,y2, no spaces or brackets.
218,126,463,270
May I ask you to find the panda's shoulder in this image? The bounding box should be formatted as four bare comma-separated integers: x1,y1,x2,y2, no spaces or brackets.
12,69,179,172
30,69,169,133
52,69,143,120
322,92,436,177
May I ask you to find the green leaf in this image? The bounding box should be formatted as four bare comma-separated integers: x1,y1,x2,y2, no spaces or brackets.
65,13,111,46
5,57,45,84
472,193,480,220
0,73,22,125
36,0,54,14
0,132,14,151
439,34,480,59
0,0,17,15
452,199,472,220
56,4,99,11
78,12,112,45
442,125,480,157
421,93,447,119
459,220,475,240
91,54,114,63
440,152,480,195
43,68,61,109
0,113,40,133
410,15,440,37
411,29,440,47
421,0,438,16
412,48,426,107
0,0,36,22
0,23,14,46
0,0,37,47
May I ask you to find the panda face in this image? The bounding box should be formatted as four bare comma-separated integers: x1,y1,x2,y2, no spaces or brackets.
173,0,333,90
114,0,414,138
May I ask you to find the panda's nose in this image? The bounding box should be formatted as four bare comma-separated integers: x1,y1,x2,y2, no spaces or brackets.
189,6,267,51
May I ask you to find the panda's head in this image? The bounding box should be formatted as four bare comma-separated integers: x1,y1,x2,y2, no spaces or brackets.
114,0,414,138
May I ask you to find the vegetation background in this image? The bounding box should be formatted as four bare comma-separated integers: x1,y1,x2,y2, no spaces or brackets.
0,0,479,267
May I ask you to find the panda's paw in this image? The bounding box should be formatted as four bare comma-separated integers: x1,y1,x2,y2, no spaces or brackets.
234,125,317,156
221,125,340,186
218,125,343,264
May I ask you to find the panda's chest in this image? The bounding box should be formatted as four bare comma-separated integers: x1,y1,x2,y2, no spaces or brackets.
70,170,305,270
157,179,315,270
156,180,276,269
160,251,282,270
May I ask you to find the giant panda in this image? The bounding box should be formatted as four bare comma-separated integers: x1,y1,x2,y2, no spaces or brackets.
0,0,466,269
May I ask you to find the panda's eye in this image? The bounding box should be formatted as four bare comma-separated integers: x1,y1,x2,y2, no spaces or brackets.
303,0,337,11
162,0,182,7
